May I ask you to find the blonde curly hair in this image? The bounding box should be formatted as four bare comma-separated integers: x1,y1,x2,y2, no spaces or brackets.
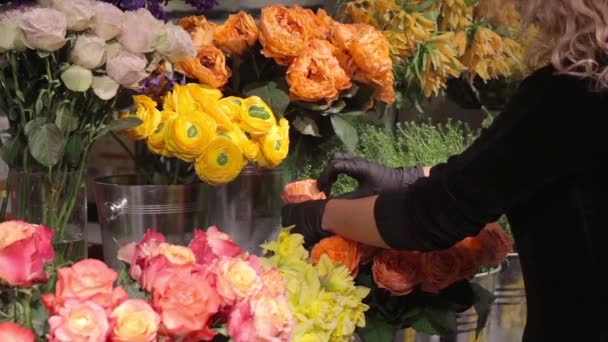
523,0,608,88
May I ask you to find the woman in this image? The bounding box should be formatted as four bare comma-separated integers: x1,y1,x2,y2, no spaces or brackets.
282,1,608,341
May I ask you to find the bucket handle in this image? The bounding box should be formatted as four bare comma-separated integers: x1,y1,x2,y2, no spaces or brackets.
103,199,126,222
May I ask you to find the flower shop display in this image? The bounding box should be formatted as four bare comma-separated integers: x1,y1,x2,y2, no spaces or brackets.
0,0,196,263
0,218,367,342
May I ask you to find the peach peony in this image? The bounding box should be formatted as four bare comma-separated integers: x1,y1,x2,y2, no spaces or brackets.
372,250,423,296
420,249,462,294
175,45,231,88
189,226,242,266
228,293,293,342
47,300,110,342
0,322,35,342
477,223,513,268
282,179,327,204
311,236,361,277
287,39,352,103
291,5,328,39
0,220,54,287
259,5,310,65
213,11,258,56
110,299,160,342
178,15,217,51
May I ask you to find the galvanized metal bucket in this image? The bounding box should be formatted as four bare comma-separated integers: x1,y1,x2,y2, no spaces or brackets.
203,165,284,255
488,253,526,342
399,267,501,342
94,175,206,270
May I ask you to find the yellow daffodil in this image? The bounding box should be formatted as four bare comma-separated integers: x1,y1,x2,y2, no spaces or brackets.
240,96,276,136
121,95,161,140
147,110,178,156
166,110,217,161
194,134,245,185
218,96,244,122
162,84,198,115
257,117,289,168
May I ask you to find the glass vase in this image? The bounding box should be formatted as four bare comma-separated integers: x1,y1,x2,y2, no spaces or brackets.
7,169,87,264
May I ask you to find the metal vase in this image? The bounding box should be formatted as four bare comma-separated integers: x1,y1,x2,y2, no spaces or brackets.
203,165,284,255
94,175,206,270
488,253,526,342
399,267,501,342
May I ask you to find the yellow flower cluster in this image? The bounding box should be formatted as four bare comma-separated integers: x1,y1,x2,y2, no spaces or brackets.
262,229,370,342
461,27,523,81
440,0,473,31
120,84,289,185
418,33,465,97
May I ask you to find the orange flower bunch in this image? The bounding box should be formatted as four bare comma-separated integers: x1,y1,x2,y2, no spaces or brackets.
281,179,327,204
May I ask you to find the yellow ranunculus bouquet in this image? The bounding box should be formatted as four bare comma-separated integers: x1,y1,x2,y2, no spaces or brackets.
120,84,289,185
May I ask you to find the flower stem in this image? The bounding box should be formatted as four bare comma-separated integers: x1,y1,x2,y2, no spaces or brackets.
20,292,32,330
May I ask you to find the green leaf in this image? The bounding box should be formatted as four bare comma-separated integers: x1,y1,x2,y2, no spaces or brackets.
357,311,399,342
1,135,20,166
24,118,47,137
28,123,66,167
340,84,360,99
35,91,47,116
98,117,143,137
295,101,332,112
331,115,358,151
243,80,290,118
412,307,457,336
321,100,347,115
472,282,495,336
65,134,83,165
465,0,479,6
340,110,367,117
55,103,79,134
410,0,437,12
292,116,321,137
37,51,50,58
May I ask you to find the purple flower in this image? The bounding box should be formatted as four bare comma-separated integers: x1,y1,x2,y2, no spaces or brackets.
146,0,167,20
119,0,146,11
138,64,176,104
185,0,219,11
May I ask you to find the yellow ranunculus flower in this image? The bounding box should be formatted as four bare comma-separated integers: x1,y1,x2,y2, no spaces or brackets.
258,117,289,168
121,95,161,140
194,134,245,185
222,126,259,161
147,110,178,156
185,83,223,104
218,96,244,122
166,110,217,162
240,96,276,136
162,84,198,115
205,101,236,131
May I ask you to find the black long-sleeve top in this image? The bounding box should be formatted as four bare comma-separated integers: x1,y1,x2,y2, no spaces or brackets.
374,66,608,342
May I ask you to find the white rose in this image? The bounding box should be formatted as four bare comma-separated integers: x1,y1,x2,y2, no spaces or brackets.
92,75,119,100
91,2,124,41
155,22,196,62
19,8,67,52
61,65,93,92
106,44,148,88
118,9,162,54
0,15,27,53
49,0,95,32
71,34,106,69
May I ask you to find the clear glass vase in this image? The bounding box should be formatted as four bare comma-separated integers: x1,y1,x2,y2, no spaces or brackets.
7,169,87,263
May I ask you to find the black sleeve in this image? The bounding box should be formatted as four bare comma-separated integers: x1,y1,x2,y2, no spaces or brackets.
375,67,581,251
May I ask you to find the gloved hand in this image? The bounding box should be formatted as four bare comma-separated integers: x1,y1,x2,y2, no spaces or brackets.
281,200,332,247
317,152,424,198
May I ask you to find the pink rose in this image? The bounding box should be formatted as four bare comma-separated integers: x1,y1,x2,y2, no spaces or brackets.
0,220,54,287
189,226,242,266
0,322,35,342
43,259,119,314
110,299,160,342
151,267,221,340
215,257,263,305
117,229,166,282
228,293,293,342
48,300,110,342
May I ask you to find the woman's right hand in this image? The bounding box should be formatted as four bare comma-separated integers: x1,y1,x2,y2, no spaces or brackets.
317,152,425,198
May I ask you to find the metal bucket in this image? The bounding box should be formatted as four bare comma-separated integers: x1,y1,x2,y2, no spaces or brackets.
488,253,526,342
203,165,284,255
94,175,206,270
399,267,501,342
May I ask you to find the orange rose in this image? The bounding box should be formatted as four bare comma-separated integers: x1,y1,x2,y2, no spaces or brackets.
175,45,231,89
110,299,160,342
0,322,35,342
213,11,258,56
287,39,352,103
372,250,422,296
477,223,513,268
452,236,483,279
420,249,461,294
178,16,217,51
282,179,327,204
259,5,310,65
311,236,361,277
291,5,328,39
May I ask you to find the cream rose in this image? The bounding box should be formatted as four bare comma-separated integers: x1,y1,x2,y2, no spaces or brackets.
118,8,162,54
0,15,27,53
71,34,106,69
61,65,93,92
49,0,95,32
19,8,67,52
92,76,119,100
155,22,196,63
91,2,124,41
106,44,148,88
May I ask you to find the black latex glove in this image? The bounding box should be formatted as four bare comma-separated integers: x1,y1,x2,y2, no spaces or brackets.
317,152,425,198
281,200,332,247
